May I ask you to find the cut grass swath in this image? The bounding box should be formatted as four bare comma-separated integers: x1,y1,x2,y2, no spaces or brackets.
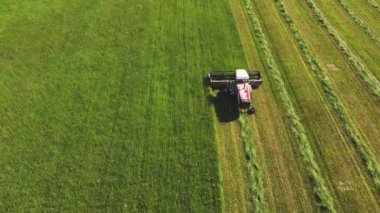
231,1,320,211
238,116,267,212
337,0,380,47
367,0,380,13
274,0,380,190
242,0,336,211
305,0,380,99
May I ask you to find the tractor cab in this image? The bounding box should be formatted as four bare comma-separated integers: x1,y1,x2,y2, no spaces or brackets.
235,69,250,83
235,69,253,112
208,69,262,114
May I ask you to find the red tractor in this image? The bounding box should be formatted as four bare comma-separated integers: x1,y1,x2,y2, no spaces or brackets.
208,69,262,114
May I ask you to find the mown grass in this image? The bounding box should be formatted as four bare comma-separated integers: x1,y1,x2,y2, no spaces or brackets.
285,0,380,160
0,0,246,210
231,1,318,211
209,97,226,212
242,0,336,211
238,116,267,212
367,0,380,13
274,1,380,210
312,0,380,80
344,0,380,36
337,0,380,47
305,0,380,99
274,0,380,190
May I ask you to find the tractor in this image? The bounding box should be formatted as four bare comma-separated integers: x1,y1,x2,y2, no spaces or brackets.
208,69,262,114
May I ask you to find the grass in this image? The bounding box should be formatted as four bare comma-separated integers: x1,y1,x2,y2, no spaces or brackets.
283,0,380,171
216,119,252,212
367,0,380,13
305,0,380,98
344,0,380,36
0,0,248,210
1,0,380,211
311,0,380,79
241,0,336,211
238,116,267,212
337,0,380,47
230,0,318,211
274,0,380,190
245,0,380,211
267,0,380,211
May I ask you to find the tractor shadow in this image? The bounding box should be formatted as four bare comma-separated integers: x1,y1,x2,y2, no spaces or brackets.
213,91,239,122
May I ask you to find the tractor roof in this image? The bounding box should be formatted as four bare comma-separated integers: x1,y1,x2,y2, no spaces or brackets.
236,69,249,80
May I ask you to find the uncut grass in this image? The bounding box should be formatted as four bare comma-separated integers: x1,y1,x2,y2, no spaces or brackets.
0,0,246,210
231,0,318,211
0,1,18,34
312,0,380,79
251,0,380,211
282,0,380,175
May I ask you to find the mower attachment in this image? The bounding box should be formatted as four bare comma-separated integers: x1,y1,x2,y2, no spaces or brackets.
208,71,262,89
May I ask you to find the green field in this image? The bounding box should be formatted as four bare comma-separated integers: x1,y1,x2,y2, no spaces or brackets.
0,0,379,211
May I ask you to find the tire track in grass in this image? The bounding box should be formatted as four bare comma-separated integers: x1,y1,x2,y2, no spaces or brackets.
241,0,336,211
274,0,380,190
337,0,380,47
304,0,380,98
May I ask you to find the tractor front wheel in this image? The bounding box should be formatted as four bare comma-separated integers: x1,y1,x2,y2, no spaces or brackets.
247,106,255,114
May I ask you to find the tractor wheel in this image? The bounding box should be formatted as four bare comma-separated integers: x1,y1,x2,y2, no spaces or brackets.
248,106,255,114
